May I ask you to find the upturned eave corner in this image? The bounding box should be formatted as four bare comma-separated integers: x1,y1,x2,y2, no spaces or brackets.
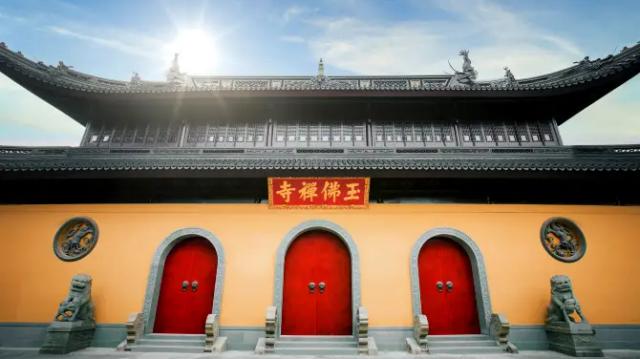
1,39,639,96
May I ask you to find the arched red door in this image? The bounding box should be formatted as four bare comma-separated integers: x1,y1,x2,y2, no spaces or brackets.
282,230,352,335
418,237,480,335
154,237,218,334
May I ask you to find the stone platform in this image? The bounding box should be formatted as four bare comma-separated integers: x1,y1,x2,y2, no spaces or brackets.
2,348,640,359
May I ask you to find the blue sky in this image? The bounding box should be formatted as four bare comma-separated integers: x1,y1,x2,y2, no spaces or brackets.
0,0,639,146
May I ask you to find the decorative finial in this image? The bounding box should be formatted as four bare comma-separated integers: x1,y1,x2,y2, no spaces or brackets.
317,58,325,78
167,53,185,83
57,61,71,71
171,53,180,73
446,49,477,87
131,72,141,84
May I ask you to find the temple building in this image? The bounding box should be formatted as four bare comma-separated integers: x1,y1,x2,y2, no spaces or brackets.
0,39,639,354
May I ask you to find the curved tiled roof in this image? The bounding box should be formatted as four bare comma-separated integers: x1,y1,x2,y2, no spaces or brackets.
1,145,639,176
1,41,639,94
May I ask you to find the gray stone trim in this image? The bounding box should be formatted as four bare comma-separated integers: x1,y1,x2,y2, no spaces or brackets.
0,323,125,348
142,227,225,333
410,227,492,334
273,220,361,337
2,323,640,350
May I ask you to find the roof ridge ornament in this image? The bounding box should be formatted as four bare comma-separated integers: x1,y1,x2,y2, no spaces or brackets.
130,72,142,85
167,53,186,85
316,58,326,83
57,61,72,72
447,49,477,87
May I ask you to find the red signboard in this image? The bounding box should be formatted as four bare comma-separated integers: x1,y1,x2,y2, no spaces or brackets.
268,177,370,208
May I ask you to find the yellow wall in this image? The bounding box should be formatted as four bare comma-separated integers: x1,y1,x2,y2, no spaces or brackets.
0,204,639,327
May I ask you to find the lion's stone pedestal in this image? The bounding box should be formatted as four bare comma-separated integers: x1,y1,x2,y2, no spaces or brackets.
40,274,96,354
546,321,603,357
544,275,603,357
40,321,96,354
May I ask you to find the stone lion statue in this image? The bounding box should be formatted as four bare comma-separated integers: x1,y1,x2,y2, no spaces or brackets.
546,275,586,324
55,274,95,324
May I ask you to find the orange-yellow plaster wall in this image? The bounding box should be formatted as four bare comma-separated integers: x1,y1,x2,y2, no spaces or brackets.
0,204,639,327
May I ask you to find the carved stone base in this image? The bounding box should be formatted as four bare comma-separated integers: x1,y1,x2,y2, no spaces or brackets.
40,321,95,354
545,321,603,357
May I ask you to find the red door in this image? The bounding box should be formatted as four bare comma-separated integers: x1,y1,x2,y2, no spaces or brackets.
282,230,352,335
418,237,480,334
154,237,218,334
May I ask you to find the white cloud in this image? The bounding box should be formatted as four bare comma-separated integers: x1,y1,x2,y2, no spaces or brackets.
282,5,317,23
47,26,160,60
303,1,583,79
560,77,640,145
280,35,306,44
0,75,83,146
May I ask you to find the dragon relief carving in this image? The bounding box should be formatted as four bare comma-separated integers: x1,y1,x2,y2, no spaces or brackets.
55,274,95,324
546,275,586,324
541,219,584,261
54,218,98,260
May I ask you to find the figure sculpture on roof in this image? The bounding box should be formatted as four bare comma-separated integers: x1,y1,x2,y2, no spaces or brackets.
317,58,325,81
57,61,71,71
130,72,141,84
447,49,477,87
504,67,516,84
167,53,185,84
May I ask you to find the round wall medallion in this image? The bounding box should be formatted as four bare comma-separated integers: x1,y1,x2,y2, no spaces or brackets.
540,217,586,263
53,217,99,261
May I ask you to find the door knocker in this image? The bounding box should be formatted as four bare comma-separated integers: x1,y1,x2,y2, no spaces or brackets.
181,280,189,292
308,282,316,293
318,281,326,294
446,281,454,292
436,281,444,292
191,280,199,292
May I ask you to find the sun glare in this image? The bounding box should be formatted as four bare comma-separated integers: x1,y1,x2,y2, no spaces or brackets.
165,29,217,75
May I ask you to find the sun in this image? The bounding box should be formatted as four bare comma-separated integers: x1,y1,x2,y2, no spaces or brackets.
165,29,217,75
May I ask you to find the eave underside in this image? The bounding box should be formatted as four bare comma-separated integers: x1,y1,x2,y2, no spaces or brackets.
2,144,639,204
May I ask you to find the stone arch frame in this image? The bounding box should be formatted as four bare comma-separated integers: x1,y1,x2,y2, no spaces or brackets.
410,227,492,334
274,220,361,337
142,227,226,333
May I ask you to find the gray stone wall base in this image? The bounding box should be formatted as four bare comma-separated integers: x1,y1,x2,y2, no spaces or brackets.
1,323,639,351
212,336,228,353
368,337,379,355
39,321,95,354
0,323,125,348
254,337,267,354
510,325,640,351
405,337,422,354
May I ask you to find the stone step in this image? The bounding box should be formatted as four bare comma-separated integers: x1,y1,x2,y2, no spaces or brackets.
275,346,358,355
428,334,489,341
143,333,205,342
137,338,204,347
428,346,505,354
278,335,354,342
428,339,498,348
276,340,357,348
128,344,204,353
